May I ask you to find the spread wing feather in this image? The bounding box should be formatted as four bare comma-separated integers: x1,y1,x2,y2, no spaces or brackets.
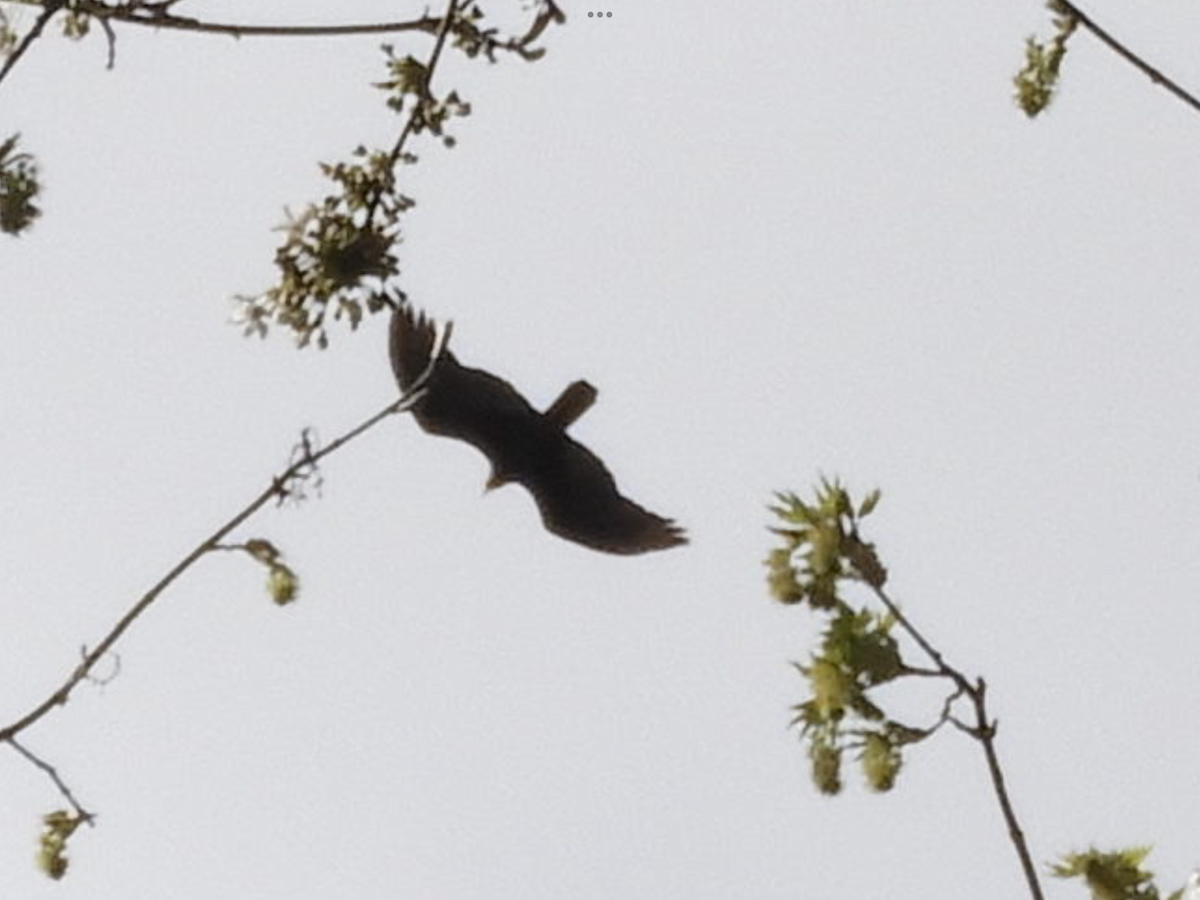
515,437,688,554
390,304,540,470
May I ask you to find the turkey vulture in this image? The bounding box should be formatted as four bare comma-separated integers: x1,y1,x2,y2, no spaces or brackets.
389,304,686,555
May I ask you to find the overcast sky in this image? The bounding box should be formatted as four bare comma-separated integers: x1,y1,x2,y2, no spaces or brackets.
3,1,1200,897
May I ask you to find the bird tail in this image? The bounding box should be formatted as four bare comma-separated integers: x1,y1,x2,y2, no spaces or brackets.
544,380,598,430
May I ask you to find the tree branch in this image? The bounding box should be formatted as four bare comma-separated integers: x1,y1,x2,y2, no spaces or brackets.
75,1,444,40
868,584,1044,900
0,357,441,746
869,583,968,690
966,679,1043,899
1056,0,1200,116
0,473,278,742
0,0,465,754
0,0,63,88
6,738,95,825
382,0,460,177
0,0,454,91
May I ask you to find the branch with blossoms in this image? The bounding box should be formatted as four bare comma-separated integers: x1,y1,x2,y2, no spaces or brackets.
0,0,529,881
766,480,1190,900
0,313,452,879
1014,0,1200,118
0,0,564,242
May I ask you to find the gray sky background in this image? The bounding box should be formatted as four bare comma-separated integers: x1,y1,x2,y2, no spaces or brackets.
3,0,1200,896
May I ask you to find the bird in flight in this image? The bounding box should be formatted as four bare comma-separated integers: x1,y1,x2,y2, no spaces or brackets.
389,303,686,555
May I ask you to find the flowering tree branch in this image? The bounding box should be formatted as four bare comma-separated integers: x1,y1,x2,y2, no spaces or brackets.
0,1,478,878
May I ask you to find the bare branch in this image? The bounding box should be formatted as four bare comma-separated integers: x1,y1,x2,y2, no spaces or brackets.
0,0,63,88
97,12,115,68
72,1,444,40
965,679,1043,899
1056,0,1200,116
868,582,971,692
868,582,1044,900
0,315,450,747
0,408,399,742
0,478,281,742
5,738,95,825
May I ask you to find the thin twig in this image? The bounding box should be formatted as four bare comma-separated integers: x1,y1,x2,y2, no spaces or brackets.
97,13,115,69
0,3,444,92
422,0,460,81
5,738,95,824
0,0,63,88
968,680,1043,900
870,584,1044,900
872,584,969,690
1057,0,1200,116
0,476,281,741
375,0,461,207
73,2,443,40
897,664,946,678
0,323,447,746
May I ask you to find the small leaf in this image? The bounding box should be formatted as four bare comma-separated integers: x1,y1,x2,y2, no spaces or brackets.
810,739,842,795
859,732,901,792
857,488,881,518
244,539,281,564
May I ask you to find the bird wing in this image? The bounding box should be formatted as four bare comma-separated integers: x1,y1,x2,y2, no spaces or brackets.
388,303,440,392
516,434,688,555
389,303,543,468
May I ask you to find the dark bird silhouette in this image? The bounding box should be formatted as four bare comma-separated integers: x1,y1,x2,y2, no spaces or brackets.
389,303,687,555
